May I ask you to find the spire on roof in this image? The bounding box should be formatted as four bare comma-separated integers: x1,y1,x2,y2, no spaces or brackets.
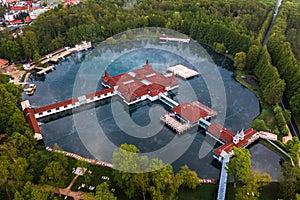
104,70,109,77
146,59,149,65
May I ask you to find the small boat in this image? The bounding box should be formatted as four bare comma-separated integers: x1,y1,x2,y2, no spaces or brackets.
24,84,36,95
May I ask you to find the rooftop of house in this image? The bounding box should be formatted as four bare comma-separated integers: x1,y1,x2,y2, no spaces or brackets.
0,58,9,66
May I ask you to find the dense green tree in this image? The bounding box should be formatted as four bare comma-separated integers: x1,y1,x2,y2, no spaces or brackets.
28,150,53,183
149,161,177,200
3,132,36,159
246,45,260,69
262,78,285,105
6,110,29,135
41,161,67,188
22,31,38,59
250,119,268,131
226,147,251,188
112,143,198,199
290,93,300,115
254,46,285,105
112,144,139,198
0,84,19,133
282,110,291,124
10,157,33,186
279,162,300,200
235,170,271,200
214,42,226,53
234,52,247,70
82,182,116,200
4,40,21,62
286,137,300,166
14,182,50,200
95,182,117,200
133,155,150,200
176,165,199,190
0,156,12,200
0,73,9,84
33,52,42,67
4,83,22,103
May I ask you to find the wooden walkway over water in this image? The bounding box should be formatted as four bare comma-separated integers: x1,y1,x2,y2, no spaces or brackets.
160,34,190,43
36,65,55,75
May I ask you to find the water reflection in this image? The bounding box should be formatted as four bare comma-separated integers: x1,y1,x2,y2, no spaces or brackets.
23,39,260,178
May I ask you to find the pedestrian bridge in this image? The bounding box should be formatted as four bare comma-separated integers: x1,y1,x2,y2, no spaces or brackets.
158,93,179,107
217,152,230,200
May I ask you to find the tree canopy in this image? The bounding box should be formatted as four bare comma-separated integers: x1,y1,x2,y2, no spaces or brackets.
112,143,199,200
226,147,251,188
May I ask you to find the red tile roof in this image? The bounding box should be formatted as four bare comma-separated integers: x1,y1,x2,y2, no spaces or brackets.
206,122,235,143
102,62,178,102
10,6,28,11
0,58,8,66
33,98,79,114
85,88,114,99
207,123,258,156
34,88,114,114
24,108,41,134
171,102,210,124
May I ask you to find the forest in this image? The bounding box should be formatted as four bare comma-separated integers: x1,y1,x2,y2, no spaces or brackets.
1,0,300,199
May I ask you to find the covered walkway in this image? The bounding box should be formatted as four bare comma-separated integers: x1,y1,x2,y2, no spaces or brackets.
217,153,230,200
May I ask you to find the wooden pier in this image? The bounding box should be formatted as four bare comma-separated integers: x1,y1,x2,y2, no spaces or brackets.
167,64,199,79
48,50,72,63
36,65,56,75
39,41,91,65
160,113,192,134
160,34,190,43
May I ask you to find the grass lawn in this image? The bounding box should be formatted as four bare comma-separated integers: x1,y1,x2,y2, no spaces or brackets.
178,184,218,200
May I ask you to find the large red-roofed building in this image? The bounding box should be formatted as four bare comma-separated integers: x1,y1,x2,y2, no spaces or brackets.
206,122,259,160
171,101,216,124
102,60,178,104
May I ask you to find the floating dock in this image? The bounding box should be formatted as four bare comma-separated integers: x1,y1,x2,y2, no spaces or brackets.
160,113,193,134
49,50,72,63
68,41,92,52
36,65,56,75
160,34,190,43
24,84,36,95
39,41,92,65
167,64,199,79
